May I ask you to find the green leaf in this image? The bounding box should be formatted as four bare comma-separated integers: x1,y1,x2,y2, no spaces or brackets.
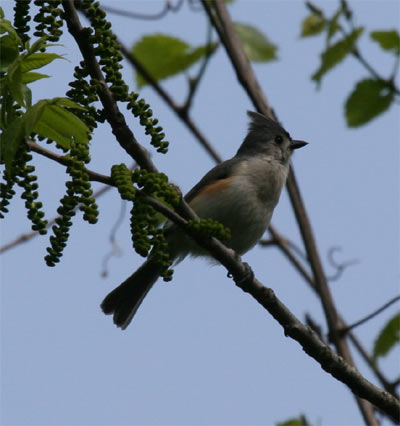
0,7,4,19
131,34,217,87
326,7,343,42
312,27,363,84
300,14,325,37
0,97,87,171
52,97,87,110
305,2,324,17
22,72,50,84
345,78,394,127
371,30,400,55
24,100,47,133
0,17,21,44
7,64,26,107
233,22,277,62
0,115,26,172
33,102,89,149
20,52,65,73
0,34,19,71
373,313,400,360
29,36,49,55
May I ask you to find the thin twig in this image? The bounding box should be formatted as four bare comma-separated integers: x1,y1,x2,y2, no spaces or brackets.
348,331,398,398
305,313,325,342
181,22,215,113
27,140,112,184
100,200,127,278
101,0,184,21
326,246,359,282
336,2,400,95
118,42,222,164
341,296,400,335
0,183,112,255
202,1,273,118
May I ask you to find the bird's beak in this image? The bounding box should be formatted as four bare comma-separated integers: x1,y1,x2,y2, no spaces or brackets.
290,140,308,150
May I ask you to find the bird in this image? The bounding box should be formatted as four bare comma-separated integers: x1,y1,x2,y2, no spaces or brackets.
101,111,307,329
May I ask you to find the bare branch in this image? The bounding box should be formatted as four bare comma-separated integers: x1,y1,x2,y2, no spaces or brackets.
305,313,325,342
101,0,184,21
348,331,398,398
342,296,400,335
326,246,359,282
118,42,222,164
202,0,273,118
63,1,157,173
181,22,215,113
100,200,127,278
0,181,112,255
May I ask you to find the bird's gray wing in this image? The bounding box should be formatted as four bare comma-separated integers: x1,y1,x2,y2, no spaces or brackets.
184,157,240,203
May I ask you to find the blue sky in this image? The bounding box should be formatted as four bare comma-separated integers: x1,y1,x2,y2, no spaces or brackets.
1,1,399,425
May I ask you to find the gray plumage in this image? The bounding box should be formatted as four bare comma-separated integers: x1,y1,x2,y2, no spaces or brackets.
101,111,307,329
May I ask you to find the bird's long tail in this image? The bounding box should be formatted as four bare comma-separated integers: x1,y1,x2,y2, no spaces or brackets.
100,259,161,329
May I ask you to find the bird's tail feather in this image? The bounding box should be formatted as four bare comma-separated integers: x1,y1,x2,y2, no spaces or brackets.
101,259,161,329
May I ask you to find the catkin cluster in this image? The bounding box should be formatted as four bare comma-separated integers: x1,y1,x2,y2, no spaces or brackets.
0,146,47,235
111,164,179,281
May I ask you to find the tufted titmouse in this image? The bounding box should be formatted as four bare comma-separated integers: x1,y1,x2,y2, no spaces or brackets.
101,111,307,329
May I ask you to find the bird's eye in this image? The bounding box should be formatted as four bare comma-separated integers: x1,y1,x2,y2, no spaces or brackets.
275,135,283,144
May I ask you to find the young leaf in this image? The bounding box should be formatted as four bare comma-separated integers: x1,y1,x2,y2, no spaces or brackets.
22,72,50,84
345,78,394,127
326,7,343,42
0,34,19,71
0,16,22,44
131,34,217,88
20,52,65,73
53,97,87,110
370,30,400,55
0,115,26,172
300,14,325,37
24,100,47,133
373,313,400,360
7,64,26,107
305,2,324,17
29,36,50,55
33,102,89,149
312,27,363,84
233,22,277,62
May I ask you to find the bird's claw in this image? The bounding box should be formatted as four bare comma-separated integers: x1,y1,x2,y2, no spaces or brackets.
227,262,254,289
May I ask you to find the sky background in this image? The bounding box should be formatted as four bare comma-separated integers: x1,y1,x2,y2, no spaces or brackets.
1,1,399,425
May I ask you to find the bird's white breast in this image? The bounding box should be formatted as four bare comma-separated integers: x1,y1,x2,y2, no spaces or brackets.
186,156,289,256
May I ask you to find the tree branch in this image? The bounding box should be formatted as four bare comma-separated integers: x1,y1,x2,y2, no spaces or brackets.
341,296,400,335
63,1,157,173
204,1,383,423
17,140,400,422
118,42,222,164
101,0,184,21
